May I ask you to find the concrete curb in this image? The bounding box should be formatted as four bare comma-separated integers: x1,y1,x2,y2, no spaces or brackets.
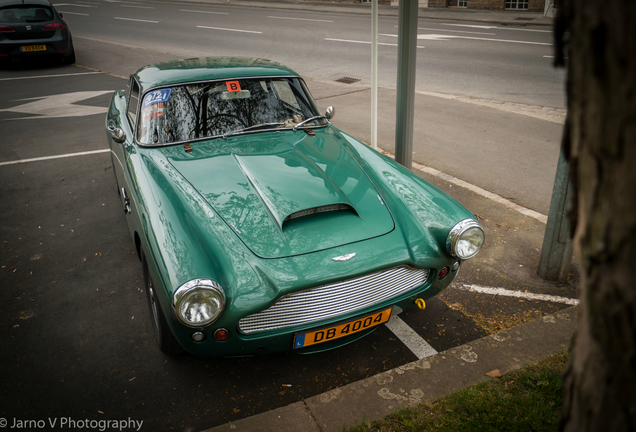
203,306,577,431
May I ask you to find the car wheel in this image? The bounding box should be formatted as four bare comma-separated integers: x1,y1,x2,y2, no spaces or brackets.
141,249,184,355
65,45,76,64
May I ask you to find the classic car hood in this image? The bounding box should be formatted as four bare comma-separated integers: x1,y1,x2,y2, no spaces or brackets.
167,130,394,258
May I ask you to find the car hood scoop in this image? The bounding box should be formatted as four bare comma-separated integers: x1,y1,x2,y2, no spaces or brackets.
167,130,394,258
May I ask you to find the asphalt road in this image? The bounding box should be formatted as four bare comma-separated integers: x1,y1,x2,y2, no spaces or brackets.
56,0,565,108
0,3,572,432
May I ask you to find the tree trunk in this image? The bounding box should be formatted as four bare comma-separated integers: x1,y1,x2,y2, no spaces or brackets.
558,1,636,431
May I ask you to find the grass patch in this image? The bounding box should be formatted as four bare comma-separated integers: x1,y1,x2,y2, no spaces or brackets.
346,351,568,432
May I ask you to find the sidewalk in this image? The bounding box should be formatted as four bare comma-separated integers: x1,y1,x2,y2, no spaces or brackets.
203,307,575,432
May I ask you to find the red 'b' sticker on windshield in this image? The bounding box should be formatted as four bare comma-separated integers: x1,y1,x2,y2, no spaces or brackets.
226,81,241,92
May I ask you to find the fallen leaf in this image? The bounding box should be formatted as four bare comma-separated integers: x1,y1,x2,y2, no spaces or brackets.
486,369,502,378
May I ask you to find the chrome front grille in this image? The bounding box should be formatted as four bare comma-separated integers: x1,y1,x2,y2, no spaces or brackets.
238,266,430,334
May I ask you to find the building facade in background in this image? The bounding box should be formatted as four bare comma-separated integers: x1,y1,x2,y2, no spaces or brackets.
428,0,543,11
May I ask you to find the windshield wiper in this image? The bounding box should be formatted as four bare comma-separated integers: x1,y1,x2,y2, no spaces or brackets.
292,115,326,131
223,122,285,139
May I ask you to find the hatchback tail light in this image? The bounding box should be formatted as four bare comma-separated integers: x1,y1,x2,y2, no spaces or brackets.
43,22,66,30
0,25,16,32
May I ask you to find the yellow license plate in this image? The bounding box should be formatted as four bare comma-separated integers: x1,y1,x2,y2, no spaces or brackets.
21,45,46,52
293,307,392,349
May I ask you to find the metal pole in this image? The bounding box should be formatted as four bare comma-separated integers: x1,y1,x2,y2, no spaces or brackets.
538,122,574,281
371,0,378,150
395,0,418,169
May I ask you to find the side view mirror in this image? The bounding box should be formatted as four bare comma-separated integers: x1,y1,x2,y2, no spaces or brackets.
325,106,335,120
108,121,127,144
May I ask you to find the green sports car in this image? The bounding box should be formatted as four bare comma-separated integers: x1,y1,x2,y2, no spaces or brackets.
105,57,484,357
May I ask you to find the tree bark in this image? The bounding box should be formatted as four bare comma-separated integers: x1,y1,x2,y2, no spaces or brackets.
558,1,636,431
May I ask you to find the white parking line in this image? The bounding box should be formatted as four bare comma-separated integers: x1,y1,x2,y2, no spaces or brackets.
442,23,551,33
0,150,110,167
58,11,89,15
52,3,96,7
0,72,101,81
381,32,551,46
115,17,158,23
180,9,228,15
416,26,496,35
325,38,425,49
268,16,334,23
385,315,438,359
459,284,579,305
196,26,261,34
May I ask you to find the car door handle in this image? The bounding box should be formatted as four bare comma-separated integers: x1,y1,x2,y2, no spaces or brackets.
121,188,132,214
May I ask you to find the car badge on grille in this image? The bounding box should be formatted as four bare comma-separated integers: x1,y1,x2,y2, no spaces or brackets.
332,253,356,262
26,26,32,30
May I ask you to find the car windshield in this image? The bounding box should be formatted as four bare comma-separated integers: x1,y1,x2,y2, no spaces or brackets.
0,6,54,23
137,77,326,146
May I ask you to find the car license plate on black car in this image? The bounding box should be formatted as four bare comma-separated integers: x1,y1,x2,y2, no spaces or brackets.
21,45,46,52
293,308,392,349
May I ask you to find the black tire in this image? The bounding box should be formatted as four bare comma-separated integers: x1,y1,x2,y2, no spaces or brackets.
65,43,76,64
141,249,184,355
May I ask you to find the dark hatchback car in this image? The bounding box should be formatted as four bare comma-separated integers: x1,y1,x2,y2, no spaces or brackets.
0,0,74,64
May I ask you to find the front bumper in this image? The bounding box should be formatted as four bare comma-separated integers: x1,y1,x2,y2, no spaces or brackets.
172,265,458,357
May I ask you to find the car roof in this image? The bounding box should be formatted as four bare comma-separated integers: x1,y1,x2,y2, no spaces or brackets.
134,57,300,94
0,0,52,7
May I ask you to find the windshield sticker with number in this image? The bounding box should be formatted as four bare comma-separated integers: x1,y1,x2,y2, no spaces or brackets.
143,89,172,107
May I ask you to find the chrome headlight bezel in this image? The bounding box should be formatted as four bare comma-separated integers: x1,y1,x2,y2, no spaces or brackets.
172,279,225,328
447,219,485,260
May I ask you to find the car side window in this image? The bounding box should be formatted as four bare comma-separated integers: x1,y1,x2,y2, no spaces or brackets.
127,78,140,128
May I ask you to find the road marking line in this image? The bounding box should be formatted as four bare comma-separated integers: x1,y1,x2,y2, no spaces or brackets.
268,16,334,23
0,72,101,81
442,23,551,33
121,4,154,8
441,23,498,29
385,315,438,359
180,9,228,14
411,160,548,224
382,32,551,45
458,284,579,305
196,25,261,34
325,38,425,48
52,3,96,7
404,25,496,35
439,35,550,45
115,17,158,23
0,149,110,167
58,11,89,15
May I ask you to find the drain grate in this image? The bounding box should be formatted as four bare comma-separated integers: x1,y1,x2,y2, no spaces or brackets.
335,76,362,84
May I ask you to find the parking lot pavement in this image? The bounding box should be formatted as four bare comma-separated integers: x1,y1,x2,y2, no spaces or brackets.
0,51,577,432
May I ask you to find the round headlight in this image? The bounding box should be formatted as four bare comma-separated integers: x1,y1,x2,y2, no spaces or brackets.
447,219,485,260
172,279,225,328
